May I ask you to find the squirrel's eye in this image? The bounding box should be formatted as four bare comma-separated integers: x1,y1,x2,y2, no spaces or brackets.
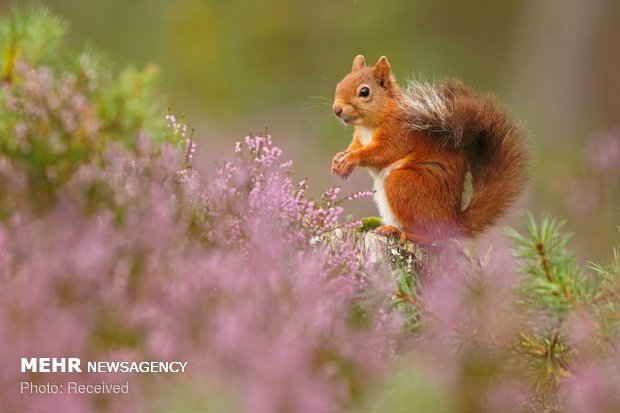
358,87,370,97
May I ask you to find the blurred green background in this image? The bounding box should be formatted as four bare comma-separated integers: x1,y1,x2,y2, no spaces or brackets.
1,0,618,260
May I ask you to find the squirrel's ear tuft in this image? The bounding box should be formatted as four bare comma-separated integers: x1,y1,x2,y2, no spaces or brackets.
373,56,392,87
351,55,366,72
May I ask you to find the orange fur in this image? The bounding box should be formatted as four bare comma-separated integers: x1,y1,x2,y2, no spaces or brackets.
332,55,528,240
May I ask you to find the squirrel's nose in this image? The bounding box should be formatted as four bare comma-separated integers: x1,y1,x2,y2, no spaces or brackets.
333,106,343,117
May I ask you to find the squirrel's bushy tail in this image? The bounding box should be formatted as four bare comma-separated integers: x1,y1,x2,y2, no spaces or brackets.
402,79,529,236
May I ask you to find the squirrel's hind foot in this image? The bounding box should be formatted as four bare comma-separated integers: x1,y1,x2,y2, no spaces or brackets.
375,225,400,237
375,226,433,246
375,225,409,245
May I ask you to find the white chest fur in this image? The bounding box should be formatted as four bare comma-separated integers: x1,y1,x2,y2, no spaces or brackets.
359,126,373,146
356,127,401,229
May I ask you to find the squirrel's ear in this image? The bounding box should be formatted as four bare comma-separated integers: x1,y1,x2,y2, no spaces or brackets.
351,55,366,72
373,56,392,87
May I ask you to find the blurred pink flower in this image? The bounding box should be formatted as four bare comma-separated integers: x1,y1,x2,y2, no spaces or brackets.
586,126,620,172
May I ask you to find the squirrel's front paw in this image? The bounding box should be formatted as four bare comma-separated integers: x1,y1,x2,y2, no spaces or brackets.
331,151,349,175
333,153,357,180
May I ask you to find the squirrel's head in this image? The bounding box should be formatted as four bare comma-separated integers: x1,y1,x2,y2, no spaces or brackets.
332,55,400,127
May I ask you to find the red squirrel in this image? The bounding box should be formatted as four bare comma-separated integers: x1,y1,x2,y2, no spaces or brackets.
331,55,528,243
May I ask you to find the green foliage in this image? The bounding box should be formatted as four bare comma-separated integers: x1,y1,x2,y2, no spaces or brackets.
506,213,619,404
506,212,587,314
364,362,453,413
97,63,162,143
391,250,425,332
0,7,67,81
0,7,163,214
588,247,620,344
358,216,383,232
381,213,620,411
